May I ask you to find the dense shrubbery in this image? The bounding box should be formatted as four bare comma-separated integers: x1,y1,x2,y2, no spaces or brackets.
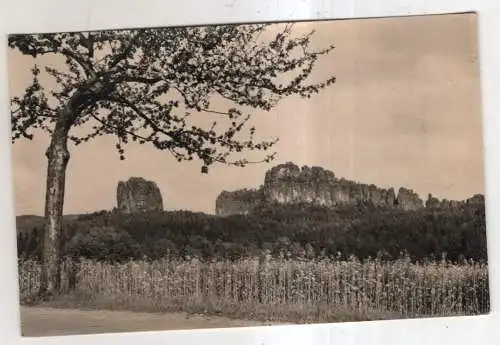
16,201,487,263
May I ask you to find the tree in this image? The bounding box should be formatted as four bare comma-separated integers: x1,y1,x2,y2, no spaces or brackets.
9,23,336,298
64,225,139,262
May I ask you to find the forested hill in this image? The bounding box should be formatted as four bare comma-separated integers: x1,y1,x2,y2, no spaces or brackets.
16,199,487,263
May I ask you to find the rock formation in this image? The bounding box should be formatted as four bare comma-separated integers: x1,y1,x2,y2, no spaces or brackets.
426,193,485,210
425,193,441,209
396,187,423,210
262,162,400,208
215,188,264,216
215,162,483,216
117,177,164,214
466,194,485,205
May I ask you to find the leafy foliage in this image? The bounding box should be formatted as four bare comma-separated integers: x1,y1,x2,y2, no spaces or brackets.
9,24,335,171
17,201,487,263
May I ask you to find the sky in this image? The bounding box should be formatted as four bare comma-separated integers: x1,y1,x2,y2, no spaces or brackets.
8,13,484,216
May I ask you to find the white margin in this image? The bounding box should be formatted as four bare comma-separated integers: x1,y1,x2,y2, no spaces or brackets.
0,1,498,345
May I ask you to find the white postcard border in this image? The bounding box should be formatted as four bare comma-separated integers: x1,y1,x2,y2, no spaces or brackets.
0,1,498,345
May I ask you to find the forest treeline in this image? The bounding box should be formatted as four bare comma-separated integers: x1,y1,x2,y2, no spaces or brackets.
16,201,487,263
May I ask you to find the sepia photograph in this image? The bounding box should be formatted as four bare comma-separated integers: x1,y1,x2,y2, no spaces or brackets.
8,12,489,337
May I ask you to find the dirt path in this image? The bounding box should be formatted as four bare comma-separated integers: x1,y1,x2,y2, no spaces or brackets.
21,306,280,337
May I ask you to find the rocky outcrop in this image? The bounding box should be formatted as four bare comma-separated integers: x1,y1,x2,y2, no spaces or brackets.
117,177,164,214
395,187,423,210
467,194,485,205
215,188,264,216
426,192,485,210
425,193,441,209
263,162,400,208
215,162,483,216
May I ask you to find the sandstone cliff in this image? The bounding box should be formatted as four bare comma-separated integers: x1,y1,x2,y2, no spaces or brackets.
263,162,400,208
215,162,482,216
215,188,264,216
117,177,164,214
425,192,484,209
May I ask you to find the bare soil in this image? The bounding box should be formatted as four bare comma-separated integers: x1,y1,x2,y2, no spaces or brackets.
20,306,281,337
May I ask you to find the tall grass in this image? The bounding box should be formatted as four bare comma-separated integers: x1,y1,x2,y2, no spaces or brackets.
18,256,489,323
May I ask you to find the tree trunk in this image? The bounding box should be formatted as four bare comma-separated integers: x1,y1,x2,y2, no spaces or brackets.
36,80,109,298
38,106,74,299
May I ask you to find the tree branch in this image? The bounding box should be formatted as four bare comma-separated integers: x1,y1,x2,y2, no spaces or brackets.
90,112,188,161
90,113,148,142
108,31,144,70
110,95,172,137
78,32,95,58
121,75,162,84
47,37,96,78
199,109,233,117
